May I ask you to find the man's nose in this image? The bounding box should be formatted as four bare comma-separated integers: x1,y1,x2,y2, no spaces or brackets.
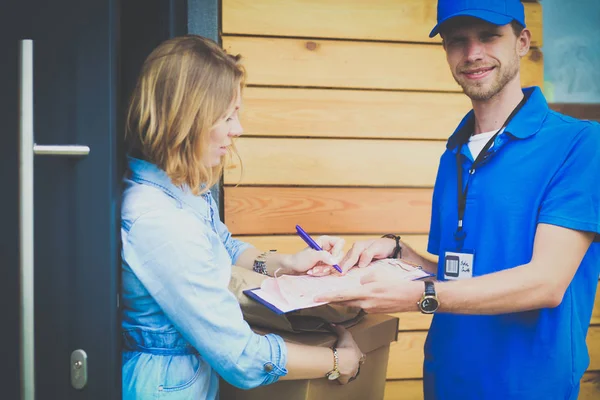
465,40,484,63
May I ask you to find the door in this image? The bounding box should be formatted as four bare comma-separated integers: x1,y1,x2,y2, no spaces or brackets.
1,0,120,398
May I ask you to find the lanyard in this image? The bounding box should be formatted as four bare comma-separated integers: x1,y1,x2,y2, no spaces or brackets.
454,94,529,244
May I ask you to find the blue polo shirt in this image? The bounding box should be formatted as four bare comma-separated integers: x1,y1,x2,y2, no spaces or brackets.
425,87,600,400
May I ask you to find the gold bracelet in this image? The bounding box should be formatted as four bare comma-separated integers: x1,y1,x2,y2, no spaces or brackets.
326,347,341,380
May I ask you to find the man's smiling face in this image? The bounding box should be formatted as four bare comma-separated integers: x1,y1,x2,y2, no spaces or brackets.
441,18,524,101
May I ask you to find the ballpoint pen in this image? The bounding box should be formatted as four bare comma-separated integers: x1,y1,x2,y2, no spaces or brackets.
295,224,343,273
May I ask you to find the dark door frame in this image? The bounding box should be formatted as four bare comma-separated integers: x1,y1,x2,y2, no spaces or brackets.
1,0,218,398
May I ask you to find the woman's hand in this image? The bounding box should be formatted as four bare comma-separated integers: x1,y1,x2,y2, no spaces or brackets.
332,325,364,385
282,236,345,276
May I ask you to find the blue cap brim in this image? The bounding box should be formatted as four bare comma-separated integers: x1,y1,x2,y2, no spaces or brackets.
429,10,515,38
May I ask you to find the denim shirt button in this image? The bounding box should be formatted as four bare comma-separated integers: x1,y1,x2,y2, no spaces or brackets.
158,385,164,391
264,362,274,372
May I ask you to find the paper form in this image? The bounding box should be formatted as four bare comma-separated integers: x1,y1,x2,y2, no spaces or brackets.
246,258,433,313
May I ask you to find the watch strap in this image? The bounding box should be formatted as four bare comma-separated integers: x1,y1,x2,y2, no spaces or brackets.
424,280,436,296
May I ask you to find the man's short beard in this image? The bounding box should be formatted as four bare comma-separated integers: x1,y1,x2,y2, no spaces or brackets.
454,54,520,101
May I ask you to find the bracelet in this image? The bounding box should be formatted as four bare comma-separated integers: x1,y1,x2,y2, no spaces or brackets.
381,234,402,259
253,250,276,275
325,347,341,380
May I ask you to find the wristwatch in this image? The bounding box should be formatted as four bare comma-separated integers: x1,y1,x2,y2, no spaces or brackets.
253,250,276,275
417,281,440,314
326,347,341,380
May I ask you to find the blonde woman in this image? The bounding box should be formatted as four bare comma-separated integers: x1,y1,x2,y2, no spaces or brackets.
120,35,363,399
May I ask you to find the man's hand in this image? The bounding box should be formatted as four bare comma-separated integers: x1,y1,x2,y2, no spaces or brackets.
314,268,424,313
339,237,396,273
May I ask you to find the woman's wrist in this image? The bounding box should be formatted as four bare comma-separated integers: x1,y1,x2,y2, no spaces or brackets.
267,253,294,276
335,347,358,378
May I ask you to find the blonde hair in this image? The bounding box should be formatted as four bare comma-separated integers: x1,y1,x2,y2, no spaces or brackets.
126,35,245,195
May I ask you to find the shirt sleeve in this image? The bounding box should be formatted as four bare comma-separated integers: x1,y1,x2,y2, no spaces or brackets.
122,208,287,389
207,193,254,264
427,159,445,256
538,123,600,236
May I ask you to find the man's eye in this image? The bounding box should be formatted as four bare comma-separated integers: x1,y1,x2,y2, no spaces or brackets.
481,34,499,41
448,38,465,46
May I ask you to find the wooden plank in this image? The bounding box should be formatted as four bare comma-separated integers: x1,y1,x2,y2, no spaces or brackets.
590,327,600,371
549,103,600,122
384,372,600,400
523,2,543,48
224,187,433,235
224,36,544,91
387,331,427,379
224,138,445,187
386,327,600,379
384,379,423,400
592,281,600,326
222,0,542,48
581,371,600,400
238,234,431,257
391,312,434,332
241,87,471,140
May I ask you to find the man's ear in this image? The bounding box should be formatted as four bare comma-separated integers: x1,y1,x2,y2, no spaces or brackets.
517,28,532,57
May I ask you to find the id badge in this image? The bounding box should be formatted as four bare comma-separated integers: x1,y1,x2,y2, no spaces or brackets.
444,250,475,280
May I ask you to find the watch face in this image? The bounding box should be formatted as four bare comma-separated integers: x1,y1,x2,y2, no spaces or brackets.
327,370,341,380
420,297,439,313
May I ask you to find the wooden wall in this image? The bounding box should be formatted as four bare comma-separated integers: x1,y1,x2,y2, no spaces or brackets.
220,0,600,398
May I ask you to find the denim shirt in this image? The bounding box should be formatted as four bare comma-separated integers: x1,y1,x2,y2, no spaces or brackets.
121,157,288,399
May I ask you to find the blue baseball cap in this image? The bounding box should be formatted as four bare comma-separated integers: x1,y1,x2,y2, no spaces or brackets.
429,0,526,38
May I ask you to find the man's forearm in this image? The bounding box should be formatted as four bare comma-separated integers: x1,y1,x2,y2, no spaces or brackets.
326,226,590,316
430,225,592,315
390,261,563,315
435,262,562,314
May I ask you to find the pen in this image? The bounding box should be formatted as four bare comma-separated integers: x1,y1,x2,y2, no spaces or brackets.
295,224,343,273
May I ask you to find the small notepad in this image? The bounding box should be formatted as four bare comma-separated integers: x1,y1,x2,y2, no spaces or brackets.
244,258,434,314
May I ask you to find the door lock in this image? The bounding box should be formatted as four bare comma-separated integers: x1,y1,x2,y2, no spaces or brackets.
70,349,88,390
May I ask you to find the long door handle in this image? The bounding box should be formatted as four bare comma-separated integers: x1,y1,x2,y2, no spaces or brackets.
19,39,90,400
34,145,90,156
19,38,35,400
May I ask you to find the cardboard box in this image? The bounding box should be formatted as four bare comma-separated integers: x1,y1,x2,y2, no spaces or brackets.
220,314,399,400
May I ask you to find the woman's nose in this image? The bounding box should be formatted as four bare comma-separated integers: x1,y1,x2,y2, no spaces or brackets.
229,118,243,137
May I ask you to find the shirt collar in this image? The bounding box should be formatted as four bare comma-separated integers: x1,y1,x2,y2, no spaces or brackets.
447,86,549,150
126,156,211,218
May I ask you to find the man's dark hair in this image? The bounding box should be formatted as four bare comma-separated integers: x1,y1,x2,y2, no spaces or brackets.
511,20,525,36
